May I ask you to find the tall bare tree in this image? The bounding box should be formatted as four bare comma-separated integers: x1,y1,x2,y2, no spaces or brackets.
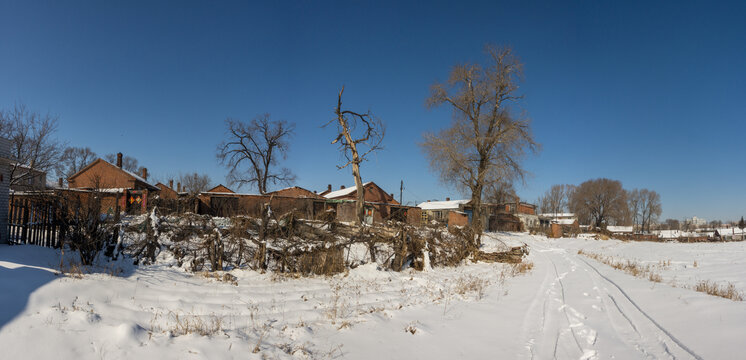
628,189,642,230
569,178,628,228
638,189,662,233
0,103,62,188
57,146,97,182
179,172,213,194
421,45,537,246
324,86,385,224
538,184,570,215
217,114,295,194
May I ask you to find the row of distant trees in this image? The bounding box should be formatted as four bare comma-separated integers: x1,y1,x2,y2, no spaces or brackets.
657,217,746,231
0,104,213,194
537,179,662,232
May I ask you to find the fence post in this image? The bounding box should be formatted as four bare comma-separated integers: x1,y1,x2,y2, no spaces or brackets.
21,200,29,244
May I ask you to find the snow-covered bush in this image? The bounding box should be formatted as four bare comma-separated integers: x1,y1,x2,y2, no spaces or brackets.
115,210,483,276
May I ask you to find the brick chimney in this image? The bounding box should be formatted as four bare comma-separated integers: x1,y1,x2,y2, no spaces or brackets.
169,179,173,189
177,182,181,192
446,197,450,201
116,152,123,168
327,184,332,192
58,177,63,188
141,167,148,180
340,185,345,189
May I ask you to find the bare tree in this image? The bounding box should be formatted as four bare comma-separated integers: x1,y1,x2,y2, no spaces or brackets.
57,146,97,182
105,153,142,173
628,189,642,230
421,45,537,246
324,86,385,224
638,189,662,233
539,184,570,215
0,103,62,188
484,179,516,204
217,114,295,194
664,218,680,230
179,172,213,194
569,178,628,228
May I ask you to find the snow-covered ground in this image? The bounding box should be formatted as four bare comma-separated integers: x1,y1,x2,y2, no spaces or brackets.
2,233,746,359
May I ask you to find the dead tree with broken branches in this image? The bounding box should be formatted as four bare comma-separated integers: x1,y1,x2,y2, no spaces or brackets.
324,86,385,225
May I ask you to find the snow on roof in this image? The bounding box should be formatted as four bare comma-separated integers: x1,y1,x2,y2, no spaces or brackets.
607,226,633,233
656,230,700,238
716,228,745,236
540,213,575,218
552,218,577,225
323,182,371,199
416,199,470,210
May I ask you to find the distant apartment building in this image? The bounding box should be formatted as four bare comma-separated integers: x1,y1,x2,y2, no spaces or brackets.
685,216,707,227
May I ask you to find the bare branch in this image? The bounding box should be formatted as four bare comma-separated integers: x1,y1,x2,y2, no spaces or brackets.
217,114,295,194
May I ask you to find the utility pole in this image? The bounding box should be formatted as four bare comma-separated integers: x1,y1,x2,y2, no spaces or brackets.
399,180,403,204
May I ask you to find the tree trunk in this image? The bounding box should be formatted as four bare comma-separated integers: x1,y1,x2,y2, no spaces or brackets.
352,162,365,224
470,186,483,249
336,95,366,225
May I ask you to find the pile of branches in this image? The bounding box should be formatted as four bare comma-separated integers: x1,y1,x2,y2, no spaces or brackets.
119,206,492,276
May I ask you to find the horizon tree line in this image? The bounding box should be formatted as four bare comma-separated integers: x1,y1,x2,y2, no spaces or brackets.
537,178,662,232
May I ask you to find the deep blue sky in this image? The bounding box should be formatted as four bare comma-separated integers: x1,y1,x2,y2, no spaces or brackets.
2,1,745,221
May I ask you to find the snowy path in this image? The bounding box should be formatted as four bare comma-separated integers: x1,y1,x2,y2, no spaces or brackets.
522,240,703,359
329,236,746,359
2,236,746,359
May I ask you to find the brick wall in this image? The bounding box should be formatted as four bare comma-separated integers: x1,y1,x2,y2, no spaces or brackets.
69,160,136,189
448,211,469,227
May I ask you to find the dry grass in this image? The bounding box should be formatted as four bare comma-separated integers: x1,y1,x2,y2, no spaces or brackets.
454,275,490,300
199,271,238,286
404,321,419,335
578,250,663,284
510,261,534,275
579,250,744,301
694,280,744,301
167,312,224,337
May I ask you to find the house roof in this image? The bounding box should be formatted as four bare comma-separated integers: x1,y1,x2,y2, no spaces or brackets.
323,182,372,199
416,199,470,210
540,212,576,218
67,158,159,190
607,226,633,233
267,186,323,199
553,219,577,225
715,228,745,236
207,184,234,193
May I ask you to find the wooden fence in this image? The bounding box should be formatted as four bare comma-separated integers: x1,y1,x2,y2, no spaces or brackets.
8,198,61,248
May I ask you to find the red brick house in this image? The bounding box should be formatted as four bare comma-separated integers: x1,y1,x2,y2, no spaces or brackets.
321,182,420,225
66,153,159,214
155,180,184,200
206,184,234,194
267,186,324,199
321,182,399,204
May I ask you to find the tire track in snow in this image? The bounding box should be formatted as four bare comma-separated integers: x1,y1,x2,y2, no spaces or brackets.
577,256,703,360
522,243,593,360
519,250,555,360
